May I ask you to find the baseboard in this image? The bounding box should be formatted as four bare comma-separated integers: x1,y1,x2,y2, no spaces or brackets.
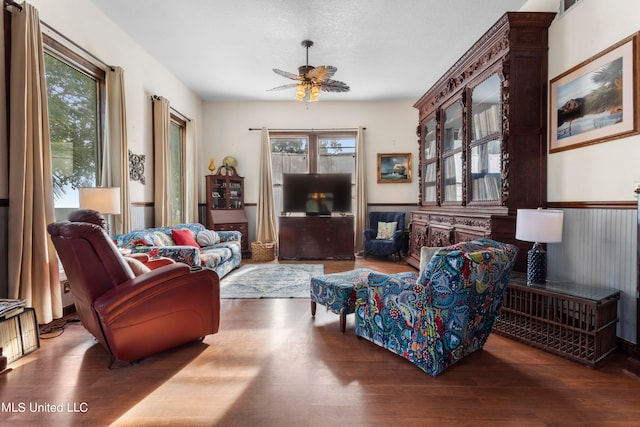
626,353,640,377
62,304,76,318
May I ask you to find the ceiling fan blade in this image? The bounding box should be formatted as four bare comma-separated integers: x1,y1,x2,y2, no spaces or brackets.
273,68,302,80
308,66,337,81
267,83,300,91
318,79,350,93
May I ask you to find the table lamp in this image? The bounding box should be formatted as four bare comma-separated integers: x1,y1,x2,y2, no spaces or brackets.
79,187,121,234
515,208,564,285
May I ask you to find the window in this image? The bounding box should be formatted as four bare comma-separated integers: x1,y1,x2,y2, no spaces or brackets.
43,35,105,221
169,115,186,224
271,132,356,215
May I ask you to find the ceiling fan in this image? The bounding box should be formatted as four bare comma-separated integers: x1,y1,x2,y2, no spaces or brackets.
268,40,350,102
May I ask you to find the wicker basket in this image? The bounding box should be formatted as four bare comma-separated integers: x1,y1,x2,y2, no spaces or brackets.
251,241,276,262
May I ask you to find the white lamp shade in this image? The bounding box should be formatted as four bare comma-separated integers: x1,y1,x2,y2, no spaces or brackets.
79,187,121,215
515,208,563,243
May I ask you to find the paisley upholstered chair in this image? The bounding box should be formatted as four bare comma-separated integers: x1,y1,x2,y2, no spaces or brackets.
355,238,518,376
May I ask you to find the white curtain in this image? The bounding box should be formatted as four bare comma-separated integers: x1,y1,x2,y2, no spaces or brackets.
355,126,367,254
8,3,61,324
152,96,171,226
255,127,278,244
102,66,131,233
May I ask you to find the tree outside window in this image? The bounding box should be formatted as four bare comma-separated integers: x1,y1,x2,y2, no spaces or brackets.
43,46,104,221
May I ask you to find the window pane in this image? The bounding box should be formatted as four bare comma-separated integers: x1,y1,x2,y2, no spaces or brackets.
271,137,308,214
317,136,355,175
169,121,183,225
318,136,356,211
271,138,309,182
44,53,99,220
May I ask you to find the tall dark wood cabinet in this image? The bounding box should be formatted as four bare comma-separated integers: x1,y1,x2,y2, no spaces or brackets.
408,12,556,272
205,167,249,255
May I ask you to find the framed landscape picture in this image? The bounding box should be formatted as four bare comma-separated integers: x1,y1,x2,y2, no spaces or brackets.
377,153,412,183
549,32,639,153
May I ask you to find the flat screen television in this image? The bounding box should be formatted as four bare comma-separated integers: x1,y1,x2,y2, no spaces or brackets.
282,173,352,215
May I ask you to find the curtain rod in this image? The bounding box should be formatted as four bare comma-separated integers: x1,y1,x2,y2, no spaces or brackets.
3,0,22,10
40,21,115,72
151,95,191,122
248,127,365,131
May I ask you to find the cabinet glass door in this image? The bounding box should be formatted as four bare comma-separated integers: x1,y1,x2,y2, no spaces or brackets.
470,73,501,202
212,180,227,208
442,101,463,202
229,180,243,209
422,117,437,203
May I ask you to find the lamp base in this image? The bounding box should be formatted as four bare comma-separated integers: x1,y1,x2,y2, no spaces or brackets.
526,242,546,285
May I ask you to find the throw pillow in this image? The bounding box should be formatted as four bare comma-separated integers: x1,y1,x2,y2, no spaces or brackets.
171,228,199,247
124,256,151,277
196,229,220,247
150,233,165,247
376,221,398,240
418,246,442,278
153,231,173,246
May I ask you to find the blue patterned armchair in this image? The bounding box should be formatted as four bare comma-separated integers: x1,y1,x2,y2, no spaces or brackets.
363,211,406,259
355,238,518,376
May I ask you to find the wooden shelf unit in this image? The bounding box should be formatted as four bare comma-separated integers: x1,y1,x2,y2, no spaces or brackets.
407,12,556,272
494,272,620,366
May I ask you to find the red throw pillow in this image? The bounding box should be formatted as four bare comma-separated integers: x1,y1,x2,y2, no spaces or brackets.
171,229,199,247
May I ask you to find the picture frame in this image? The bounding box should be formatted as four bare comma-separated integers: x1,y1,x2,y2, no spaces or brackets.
549,32,639,153
559,0,582,16
377,153,412,183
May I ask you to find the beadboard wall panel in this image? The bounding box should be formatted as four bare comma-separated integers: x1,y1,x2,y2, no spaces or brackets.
130,204,153,230
547,208,637,343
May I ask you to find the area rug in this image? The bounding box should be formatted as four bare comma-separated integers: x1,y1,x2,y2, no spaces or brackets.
220,264,324,299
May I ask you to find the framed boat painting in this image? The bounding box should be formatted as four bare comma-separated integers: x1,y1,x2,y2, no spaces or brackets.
377,153,412,183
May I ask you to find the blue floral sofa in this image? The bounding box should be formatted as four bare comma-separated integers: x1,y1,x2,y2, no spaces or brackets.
355,238,518,376
114,223,241,278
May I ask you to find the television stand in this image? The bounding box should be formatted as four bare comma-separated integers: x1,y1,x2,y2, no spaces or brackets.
278,215,354,260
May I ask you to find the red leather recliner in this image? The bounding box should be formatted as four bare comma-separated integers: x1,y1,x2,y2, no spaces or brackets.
48,220,220,366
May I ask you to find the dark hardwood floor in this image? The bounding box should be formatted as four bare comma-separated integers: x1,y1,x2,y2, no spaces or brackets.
2,257,640,426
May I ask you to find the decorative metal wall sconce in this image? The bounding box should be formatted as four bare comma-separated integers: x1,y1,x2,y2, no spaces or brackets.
129,150,146,185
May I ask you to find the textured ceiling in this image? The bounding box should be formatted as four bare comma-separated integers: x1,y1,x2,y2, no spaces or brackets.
87,0,528,102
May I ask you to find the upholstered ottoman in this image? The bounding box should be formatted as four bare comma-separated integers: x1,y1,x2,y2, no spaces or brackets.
310,268,375,333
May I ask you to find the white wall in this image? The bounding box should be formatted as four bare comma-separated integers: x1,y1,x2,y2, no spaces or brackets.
201,100,418,204
13,0,203,204
523,0,640,202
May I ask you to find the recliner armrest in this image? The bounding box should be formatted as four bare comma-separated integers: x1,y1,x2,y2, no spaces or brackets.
94,263,191,316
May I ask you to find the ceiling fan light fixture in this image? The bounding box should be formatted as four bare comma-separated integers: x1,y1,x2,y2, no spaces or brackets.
269,40,350,102
310,85,320,101
296,84,305,100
